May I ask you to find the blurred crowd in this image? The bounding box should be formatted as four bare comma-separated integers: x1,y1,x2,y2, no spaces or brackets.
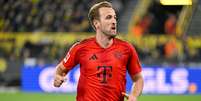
0,0,129,68
0,0,127,32
135,37,201,65
130,1,201,65
0,0,200,66
132,1,182,37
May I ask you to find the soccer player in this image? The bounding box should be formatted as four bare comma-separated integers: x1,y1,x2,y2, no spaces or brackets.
53,1,144,101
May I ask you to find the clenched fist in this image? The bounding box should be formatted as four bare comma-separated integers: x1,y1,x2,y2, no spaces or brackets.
53,74,66,87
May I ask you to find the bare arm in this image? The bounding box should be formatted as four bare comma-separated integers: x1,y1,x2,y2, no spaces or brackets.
129,72,144,101
53,62,70,87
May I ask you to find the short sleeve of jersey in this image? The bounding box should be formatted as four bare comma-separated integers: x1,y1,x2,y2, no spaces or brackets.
62,42,80,70
127,44,142,76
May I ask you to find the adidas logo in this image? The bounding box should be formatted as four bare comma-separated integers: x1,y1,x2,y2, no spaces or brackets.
89,54,98,60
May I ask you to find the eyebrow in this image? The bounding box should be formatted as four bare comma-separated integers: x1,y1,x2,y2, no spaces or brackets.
105,14,116,18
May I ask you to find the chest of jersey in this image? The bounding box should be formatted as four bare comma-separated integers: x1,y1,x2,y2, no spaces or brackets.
79,46,129,67
77,45,130,84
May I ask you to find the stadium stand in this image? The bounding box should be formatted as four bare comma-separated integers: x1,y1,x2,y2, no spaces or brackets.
118,0,138,33
0,0,128,32
186,0,201,35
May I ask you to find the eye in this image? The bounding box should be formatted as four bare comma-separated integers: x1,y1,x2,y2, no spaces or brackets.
106,15,112,19
114,16,117,20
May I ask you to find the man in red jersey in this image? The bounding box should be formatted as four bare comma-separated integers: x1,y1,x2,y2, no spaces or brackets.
53,1,144,101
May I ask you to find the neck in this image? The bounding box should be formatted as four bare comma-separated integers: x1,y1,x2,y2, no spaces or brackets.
96,31,114,48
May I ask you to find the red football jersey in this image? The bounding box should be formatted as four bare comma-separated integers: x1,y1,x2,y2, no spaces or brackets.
62,37,142,101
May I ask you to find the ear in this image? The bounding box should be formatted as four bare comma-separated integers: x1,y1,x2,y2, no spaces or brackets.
93,19,100,29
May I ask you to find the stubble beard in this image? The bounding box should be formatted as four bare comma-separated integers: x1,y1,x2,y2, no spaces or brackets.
102,30,117,39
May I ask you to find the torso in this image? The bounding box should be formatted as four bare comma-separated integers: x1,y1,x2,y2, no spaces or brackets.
75,37,132,101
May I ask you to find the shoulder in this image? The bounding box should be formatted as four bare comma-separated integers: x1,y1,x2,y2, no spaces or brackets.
114,38,134,48
79,37,95,45
69,37,95,49
114,38,137,53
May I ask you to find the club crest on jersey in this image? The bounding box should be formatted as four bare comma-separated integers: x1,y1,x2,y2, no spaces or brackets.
89,54,98,60
114,51,123,60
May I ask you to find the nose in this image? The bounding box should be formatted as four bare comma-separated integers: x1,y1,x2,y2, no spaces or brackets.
112,17,116,25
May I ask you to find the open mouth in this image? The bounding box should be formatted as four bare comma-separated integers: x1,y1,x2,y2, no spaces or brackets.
111,27,116,30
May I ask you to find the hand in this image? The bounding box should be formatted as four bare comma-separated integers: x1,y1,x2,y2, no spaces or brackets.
122,92,129,99
128,95,137,101
53,74,66,87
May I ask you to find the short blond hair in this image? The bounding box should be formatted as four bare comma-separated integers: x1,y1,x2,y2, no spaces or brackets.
88,1,113,30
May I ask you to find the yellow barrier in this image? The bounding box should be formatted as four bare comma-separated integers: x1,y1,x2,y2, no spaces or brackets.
0,33,201,58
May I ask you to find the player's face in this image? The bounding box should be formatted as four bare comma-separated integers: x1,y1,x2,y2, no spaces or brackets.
98,7,117,37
